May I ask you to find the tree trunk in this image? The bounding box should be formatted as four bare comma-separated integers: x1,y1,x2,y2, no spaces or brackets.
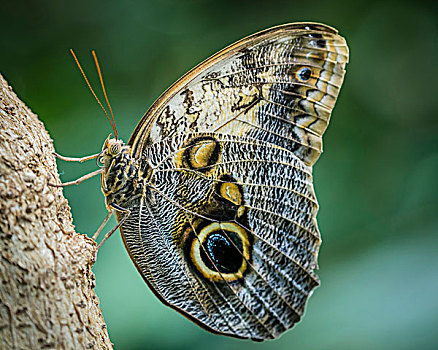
0,74,113,349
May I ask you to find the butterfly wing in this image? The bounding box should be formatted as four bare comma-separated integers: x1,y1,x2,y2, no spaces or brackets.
121,22,348,340
129,22,348,166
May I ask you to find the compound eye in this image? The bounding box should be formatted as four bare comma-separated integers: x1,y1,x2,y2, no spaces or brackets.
108,141,121,156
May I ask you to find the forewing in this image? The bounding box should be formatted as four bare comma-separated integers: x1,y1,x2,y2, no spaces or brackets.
129,22,348,166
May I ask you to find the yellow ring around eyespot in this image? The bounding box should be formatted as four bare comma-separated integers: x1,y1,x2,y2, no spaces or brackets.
191,222,250,282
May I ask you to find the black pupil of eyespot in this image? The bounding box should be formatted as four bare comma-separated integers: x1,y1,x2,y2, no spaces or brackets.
298,67,311,81
201,231,243,274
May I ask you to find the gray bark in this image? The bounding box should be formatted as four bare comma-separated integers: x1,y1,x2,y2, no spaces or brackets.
0,74,113,349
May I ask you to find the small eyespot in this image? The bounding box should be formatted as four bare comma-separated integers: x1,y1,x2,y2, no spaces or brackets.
296,67,312,82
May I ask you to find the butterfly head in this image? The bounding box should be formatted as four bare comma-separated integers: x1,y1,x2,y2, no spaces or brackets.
103,134,123,155
99,134,131,167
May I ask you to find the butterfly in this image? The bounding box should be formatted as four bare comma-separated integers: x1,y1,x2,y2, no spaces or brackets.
56,22,348,341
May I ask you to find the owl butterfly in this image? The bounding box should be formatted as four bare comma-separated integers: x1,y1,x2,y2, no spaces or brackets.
58,22,348,340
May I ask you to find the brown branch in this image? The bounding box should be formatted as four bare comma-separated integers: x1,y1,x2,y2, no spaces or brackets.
0,74,113,349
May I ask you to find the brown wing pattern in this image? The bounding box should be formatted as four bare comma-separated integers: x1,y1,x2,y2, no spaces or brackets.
121,23,348,340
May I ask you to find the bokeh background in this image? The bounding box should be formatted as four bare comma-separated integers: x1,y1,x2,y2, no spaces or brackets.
1,0,437,349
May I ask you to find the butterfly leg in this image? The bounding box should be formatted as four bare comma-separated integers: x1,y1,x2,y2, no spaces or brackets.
94,203,131,260
48,168,103,187
53,152,100,162
92,210,113,240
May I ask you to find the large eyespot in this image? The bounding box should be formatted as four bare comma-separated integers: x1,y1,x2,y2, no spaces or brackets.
190,222,251,282
201,232,242,273
296,67,312,82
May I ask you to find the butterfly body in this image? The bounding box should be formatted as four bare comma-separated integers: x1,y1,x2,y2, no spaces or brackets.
97,22,348,340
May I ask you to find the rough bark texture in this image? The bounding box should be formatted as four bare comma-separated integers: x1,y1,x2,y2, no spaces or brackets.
0,74,113,349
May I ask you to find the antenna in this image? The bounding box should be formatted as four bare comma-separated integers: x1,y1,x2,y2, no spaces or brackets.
70,49,118,139
92,51,118,139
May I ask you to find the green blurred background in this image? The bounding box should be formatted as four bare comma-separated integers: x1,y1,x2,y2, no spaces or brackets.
1,0,437,349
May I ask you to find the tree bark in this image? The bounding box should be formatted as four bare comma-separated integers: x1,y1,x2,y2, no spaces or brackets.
0,74,113,349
